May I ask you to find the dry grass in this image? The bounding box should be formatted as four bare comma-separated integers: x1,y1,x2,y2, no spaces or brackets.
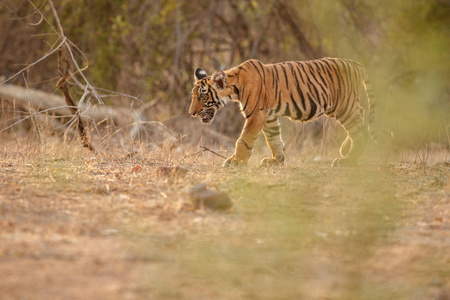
0,131,449,300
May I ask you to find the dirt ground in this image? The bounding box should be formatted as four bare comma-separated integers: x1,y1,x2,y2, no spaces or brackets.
0,137,449,300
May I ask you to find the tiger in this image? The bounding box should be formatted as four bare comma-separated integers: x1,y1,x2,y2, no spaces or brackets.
189,57,376,167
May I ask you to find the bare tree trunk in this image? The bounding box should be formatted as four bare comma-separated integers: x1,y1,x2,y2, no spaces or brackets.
274,1,323,59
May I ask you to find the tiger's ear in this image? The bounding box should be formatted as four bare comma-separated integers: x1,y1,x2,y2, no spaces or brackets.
194,68,207,81
211,70,227,91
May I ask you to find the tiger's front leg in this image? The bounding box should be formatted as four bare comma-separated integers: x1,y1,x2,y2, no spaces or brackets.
223,111,267,167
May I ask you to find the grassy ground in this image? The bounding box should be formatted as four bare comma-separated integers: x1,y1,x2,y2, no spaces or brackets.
0,136,449,300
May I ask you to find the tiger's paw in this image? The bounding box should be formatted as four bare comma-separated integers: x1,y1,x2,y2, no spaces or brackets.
222,156,248,168
332,157,358,167
260,156,284,168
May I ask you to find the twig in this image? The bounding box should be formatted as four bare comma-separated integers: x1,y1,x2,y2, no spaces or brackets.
0,37,66,85
182,149,205,159
267,182,287,189
199,145,227,159
182,145,227,160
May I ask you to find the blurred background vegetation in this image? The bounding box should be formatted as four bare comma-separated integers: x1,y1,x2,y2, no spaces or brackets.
0,0,449,155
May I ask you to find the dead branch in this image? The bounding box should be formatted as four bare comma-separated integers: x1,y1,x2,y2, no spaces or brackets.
199,145,227,159
48,0,95,152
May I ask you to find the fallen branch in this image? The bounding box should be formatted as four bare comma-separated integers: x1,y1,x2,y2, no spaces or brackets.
0,84,132,126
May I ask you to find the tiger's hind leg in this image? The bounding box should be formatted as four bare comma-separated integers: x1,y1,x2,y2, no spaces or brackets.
333,105,369,167
261,116,285,167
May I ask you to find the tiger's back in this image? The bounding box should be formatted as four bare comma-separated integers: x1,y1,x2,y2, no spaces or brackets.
238,58,373,123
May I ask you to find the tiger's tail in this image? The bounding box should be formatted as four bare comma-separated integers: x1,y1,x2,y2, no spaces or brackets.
362,69,378,144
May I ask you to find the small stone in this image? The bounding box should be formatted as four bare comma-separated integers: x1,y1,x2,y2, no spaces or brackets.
189,184,232,210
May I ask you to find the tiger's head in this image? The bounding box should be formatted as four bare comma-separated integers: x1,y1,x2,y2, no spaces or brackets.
189,68,228,124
